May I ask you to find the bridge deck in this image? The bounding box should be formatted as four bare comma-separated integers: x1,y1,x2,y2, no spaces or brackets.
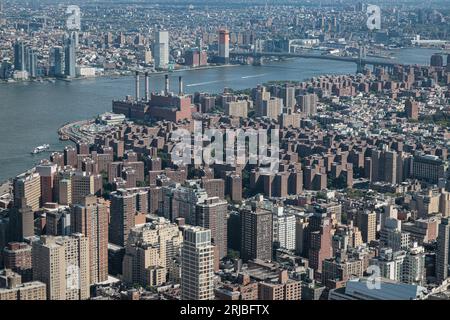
230,51,412,67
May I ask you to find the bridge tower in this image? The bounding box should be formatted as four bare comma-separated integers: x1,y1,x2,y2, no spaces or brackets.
253,39,264,66
356,45,367,74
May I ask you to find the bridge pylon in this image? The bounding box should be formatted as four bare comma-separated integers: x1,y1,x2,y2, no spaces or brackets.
356,60,366,74
253,55,263,66
356,45,367,74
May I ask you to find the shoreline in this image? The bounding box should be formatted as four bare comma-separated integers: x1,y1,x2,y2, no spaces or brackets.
0,45,439,86
0,46,442,86
0,64,242,85
0,180,12,192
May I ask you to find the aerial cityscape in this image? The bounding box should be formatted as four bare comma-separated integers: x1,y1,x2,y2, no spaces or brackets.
1,0,450,305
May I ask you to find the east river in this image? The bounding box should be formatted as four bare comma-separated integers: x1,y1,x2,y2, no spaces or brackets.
0,47,442,182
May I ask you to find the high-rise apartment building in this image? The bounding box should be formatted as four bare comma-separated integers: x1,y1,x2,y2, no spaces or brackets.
122,218,183,287
8,203,34,242
218,29,230,64
308,214,332,274
14,41,26,71
45,207,71,236
71,195,109,284
26,47,37,78
0,60,12,80
273,208,296,250
402,217,439,245
402,244,426,286
109,188,148,247
370,245,425,287
195,197,228,260
283,85,296,112
201,178,225,199
3,242,32,282
36,162,57,205
104,32,113,47
380,217,410,251
440,190,450,217
225,100,248,118
55,170,74,206
52,46,64,77
226,173,242,202
255,86,271,118
358,211,376,243
184,49,207,67
369,248,406,282
181,226,215,300
64,35,76,78
163,182,208,224
61,234,90,300
261,97,283,120
297,93,318,116
405,99,419,120
154,30,169,70
32,234,90,300
0,218,9,267
436,217,450,283
369,148,399,184
430,53,444,67
71,171,102,205
240,207,273,262
64,146,77,167
13,171,41,212
412,154,448,184
31,236,65,300
295,216,309,257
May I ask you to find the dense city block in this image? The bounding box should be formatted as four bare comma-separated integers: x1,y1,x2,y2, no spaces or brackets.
1,0,450,303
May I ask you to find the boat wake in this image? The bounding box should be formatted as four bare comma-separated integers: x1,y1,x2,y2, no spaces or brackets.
186,74,270,87
241,73,268,79
186,80,225,87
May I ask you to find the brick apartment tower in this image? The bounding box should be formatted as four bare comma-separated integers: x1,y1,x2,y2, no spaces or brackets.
195,197,228,260
71,195,109,284
240,208,273,262
308,214,332,276
3,242,33,282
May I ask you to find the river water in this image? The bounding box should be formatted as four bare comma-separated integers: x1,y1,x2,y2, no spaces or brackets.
0,47,441,182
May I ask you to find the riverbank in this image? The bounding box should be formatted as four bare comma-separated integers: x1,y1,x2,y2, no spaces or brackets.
0,181,12,196
0,63,242,85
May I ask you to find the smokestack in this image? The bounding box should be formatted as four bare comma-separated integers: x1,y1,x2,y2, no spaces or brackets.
135,71,140,101
178,76,183,96
164,74,169,96
145,72,149,101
